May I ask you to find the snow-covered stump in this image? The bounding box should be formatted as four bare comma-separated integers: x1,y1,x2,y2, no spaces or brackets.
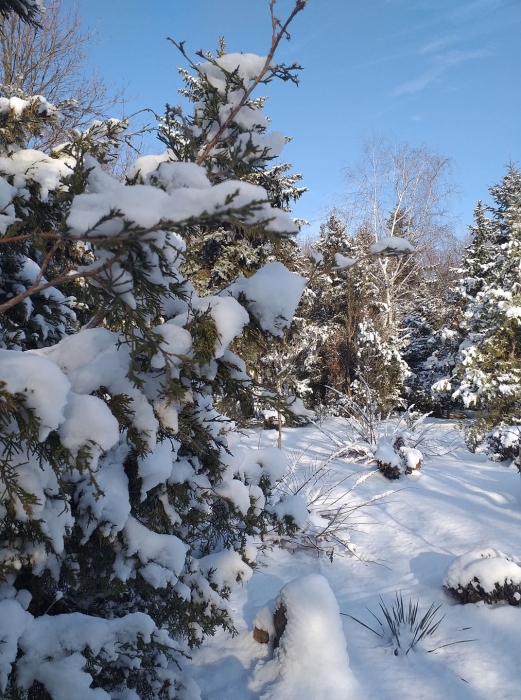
374,439,401,480
251,574,357,699
443,549,521,606
263,410,285,431
373,439,423,479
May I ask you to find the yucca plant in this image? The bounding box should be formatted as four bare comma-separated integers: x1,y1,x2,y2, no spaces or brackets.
345,593,473,656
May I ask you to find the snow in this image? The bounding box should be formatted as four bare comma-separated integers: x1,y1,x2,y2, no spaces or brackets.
224,445,288,485
137,439,178,500
150,322,192,370
0,95,55,119
68,156,298,238
76,441,131,541
374,438,401,467
16,611,164,700
333,252,357,269
195,296,250,358
122,517,188,588
226,262,307,337
57,393,119,462
286,395,314,418
0,176,18,233
443,548,521,593
0,148,73,202
187,418,521,700
0,349,70,440
214,479,252,515
401,446,423,471
33,329,160,450
268,494,309,528
251,575,357,700
0,599,30,693
199,549,254,587
199,54,268,93
127,152,212,192
370,236,415,257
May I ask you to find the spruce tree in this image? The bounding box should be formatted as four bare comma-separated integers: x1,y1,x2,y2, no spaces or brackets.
0,0,41,25
452,165,521,450
0,3,310,696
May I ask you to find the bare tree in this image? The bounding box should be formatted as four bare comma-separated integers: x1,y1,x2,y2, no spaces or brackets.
339,134,459,332
0,0,126,151
342,134,457,248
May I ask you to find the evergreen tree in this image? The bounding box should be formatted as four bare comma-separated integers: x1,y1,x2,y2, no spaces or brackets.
402,275,461,416
0,0,41,25
150,39,307,298
0,3,310,696
0,93,78,349
300,214,408,413
452,165,521,449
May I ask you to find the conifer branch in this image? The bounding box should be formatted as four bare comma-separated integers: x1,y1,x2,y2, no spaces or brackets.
184,0,305,166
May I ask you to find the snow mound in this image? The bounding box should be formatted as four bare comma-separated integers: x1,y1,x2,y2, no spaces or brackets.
252,574,357,699
444,548,521,605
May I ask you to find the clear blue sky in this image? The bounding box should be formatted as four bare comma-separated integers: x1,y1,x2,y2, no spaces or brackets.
68,0,520,238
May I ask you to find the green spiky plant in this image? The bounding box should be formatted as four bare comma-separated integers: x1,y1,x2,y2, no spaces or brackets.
345,593,474,656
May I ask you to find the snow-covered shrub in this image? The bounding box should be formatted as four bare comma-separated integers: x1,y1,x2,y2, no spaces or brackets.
374,438,423,479
485,424,521,465
374,439,402,480
271,447,390,559
251,574,357,699
444,548,521,606
0,8,311,696
322,404,427,480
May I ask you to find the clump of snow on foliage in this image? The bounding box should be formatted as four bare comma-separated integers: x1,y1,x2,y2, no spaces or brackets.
374,440,401,469
268,494,308,528
332,252,357,270
0,148,73,202
370,236,415,257
15,610,177,700
400,446,423,473
69,156,297,238
195,296,250,358
286,395,314,419
226,262,307,337
0,349,71,439
223,445,288,486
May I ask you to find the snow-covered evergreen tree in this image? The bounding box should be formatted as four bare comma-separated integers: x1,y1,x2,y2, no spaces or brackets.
0,94,78,349
299,214,409,413
352,318,408,414
402,275,461,416
146,39,307,298
452,165,521,450
0,0,41,25
0,4,311,696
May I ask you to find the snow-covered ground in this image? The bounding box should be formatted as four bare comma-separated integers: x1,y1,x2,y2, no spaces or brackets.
187,418,521,700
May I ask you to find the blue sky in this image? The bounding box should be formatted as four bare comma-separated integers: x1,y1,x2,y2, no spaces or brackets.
68,0,520,238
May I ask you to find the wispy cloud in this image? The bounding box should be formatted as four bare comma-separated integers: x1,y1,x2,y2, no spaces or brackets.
419,34,460,55
447,0,508,24
391,49,489,96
